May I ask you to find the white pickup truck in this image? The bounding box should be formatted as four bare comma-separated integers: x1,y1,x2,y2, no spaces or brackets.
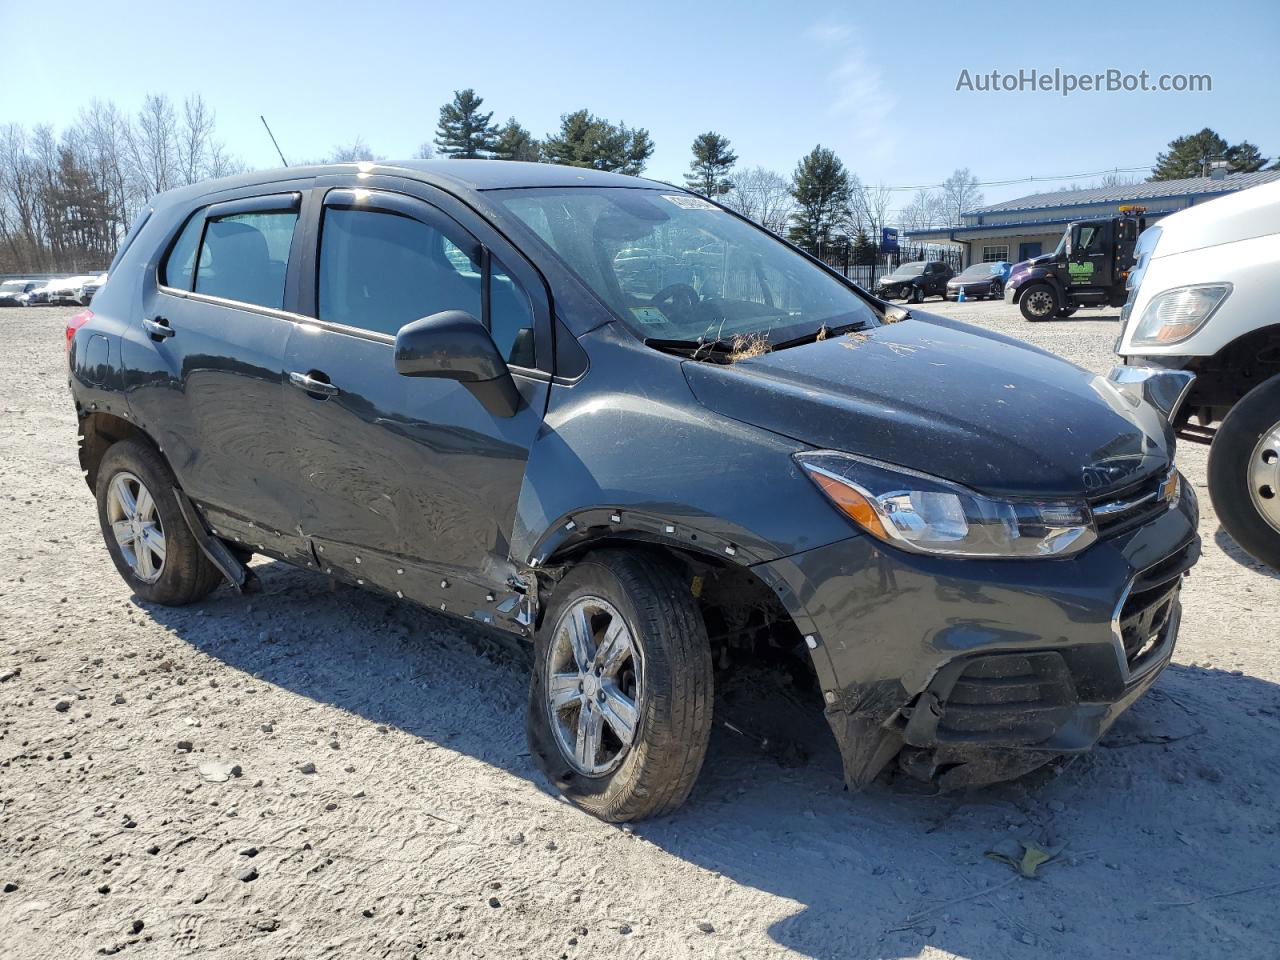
1116,179,1280,567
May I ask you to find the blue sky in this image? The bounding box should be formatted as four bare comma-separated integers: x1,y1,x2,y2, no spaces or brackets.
3,0,1277,209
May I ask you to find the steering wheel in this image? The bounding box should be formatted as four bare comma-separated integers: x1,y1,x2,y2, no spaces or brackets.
650,283,700,319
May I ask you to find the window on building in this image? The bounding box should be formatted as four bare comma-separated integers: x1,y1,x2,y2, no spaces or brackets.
981,245,1009,263
194,210,298,309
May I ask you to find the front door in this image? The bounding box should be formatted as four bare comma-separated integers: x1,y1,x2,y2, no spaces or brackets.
1069,222,1113,290
128,188,314,560
281,185,550,618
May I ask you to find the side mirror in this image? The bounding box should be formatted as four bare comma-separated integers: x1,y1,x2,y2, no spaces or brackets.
394,310,520,418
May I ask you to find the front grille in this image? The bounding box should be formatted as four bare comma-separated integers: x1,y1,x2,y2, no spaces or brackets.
935,653,1078,747
1090,470,1172,537
1115,547,1191,674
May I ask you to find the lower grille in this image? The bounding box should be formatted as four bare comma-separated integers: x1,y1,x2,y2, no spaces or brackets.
935,653,1078,746
1116,548,1190,675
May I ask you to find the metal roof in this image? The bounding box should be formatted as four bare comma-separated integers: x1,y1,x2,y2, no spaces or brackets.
970,170,1280,216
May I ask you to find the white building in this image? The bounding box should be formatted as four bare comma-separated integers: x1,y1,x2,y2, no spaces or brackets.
909,169,1280,267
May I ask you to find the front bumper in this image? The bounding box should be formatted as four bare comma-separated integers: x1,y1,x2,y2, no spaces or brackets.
754,484,1200,789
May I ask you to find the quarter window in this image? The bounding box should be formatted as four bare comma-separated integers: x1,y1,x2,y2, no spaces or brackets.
194,210,298,310
161,210,206,290
318,206,535,365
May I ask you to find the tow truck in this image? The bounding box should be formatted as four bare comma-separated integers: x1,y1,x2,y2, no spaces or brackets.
1005,207,1146,321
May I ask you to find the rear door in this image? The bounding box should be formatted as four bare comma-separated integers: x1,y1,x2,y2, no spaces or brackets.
281,181,551,613
127,187,315,561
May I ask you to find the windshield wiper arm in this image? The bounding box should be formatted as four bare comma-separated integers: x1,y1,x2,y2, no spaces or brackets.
643,336,737,357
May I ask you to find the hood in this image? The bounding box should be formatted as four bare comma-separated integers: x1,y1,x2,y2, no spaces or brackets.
1150,178,1280,258
682,314,1171,499
878,274,918,285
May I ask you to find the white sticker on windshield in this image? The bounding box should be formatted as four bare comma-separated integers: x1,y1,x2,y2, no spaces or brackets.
661,194,719,211
630,307,668,326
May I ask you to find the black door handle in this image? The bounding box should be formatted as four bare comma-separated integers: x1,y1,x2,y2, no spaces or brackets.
143,316,174,339
288,370,340,397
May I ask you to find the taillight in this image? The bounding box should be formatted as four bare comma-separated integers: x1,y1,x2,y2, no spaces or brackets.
65,309,93,352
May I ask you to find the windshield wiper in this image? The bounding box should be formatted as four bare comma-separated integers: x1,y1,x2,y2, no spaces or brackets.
643,336,738,359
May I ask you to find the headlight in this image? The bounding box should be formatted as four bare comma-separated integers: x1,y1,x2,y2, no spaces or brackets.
1131,283,1231,345
796,452,1097,558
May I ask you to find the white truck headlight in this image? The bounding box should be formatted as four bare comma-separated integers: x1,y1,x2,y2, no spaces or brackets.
796,452,1097,558
1131,283,1231,345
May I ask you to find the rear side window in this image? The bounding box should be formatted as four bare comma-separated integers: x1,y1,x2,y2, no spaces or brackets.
194,211,298,310
319,206,535,365
161,210,205,290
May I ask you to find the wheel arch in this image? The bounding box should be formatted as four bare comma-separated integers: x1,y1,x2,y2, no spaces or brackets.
1178,324,1280,424
77,409,165,492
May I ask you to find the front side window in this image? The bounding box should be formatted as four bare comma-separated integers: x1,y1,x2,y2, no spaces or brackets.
318,206,535,365
496,188,878,345
194,210,297,309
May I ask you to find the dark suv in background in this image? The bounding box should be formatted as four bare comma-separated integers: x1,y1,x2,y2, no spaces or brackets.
67,161,1199,821
874,260,954,302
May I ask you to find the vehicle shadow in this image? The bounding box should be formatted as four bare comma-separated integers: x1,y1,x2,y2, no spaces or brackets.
1214,525,1280,581
146,558,1280,960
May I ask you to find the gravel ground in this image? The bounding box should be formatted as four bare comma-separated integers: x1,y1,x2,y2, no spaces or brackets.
1,302,1277,960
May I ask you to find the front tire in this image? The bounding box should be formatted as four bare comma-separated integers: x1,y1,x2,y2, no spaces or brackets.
1019,284,1057,321
527,550,713,821
95,439,224,605
1209,376,1280,569
909,285,924,304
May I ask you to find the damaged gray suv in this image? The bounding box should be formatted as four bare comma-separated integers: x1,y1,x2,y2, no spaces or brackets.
68,160,1200,821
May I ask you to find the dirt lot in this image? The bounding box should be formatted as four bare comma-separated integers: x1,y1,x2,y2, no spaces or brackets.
1,302,1277,960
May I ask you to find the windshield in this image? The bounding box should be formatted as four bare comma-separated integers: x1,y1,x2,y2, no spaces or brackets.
494,188,880,344
958,263,998,278
0,281,25,292
888,261,925,278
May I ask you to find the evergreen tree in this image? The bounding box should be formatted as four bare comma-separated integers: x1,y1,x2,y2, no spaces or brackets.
684,132,737,197
543,110,653,175
492,119,541,162
434,89,498,159
788,145,852,252
1151,128,1269,179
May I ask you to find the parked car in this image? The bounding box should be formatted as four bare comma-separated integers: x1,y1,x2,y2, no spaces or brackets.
0,279,41,306
47,275,101,306
944,261,1010,301
875,260,953,302
25,281,60,305
78,273,108,305
1117,179,1280,568
68,160,1200,821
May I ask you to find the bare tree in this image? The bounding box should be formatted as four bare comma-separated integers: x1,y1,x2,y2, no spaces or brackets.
940,168,984,226
852,180,893,242
900,187,946,233
328,138,381,162
127,93,178,196
414,142,435,160
723,166,794,235
176,94,216,185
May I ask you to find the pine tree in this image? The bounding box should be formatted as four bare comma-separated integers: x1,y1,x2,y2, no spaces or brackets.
543,110,654,175
684,132,737,197
1150,128,1269,180
492,119,541,162
788,146,852,253
434,89,498,159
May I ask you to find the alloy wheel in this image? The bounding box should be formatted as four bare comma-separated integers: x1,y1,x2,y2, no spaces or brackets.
545,596,643,777
106,471,166,583
1249,420,1280,533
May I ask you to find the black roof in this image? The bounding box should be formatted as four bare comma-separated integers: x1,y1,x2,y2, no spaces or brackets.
149,160,674,211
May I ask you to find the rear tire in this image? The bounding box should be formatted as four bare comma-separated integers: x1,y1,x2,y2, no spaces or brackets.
1019,284,1057,321
527,550,713,821
95,438,224,605
1209,376,1280,569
